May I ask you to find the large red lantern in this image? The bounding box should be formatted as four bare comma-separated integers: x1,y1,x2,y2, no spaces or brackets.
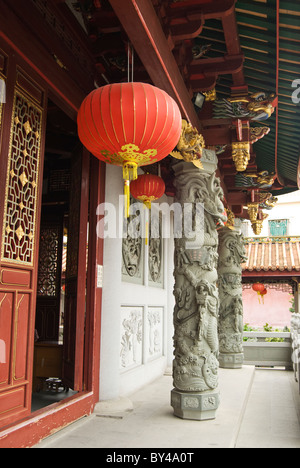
130,174,166,210
77,83,182,216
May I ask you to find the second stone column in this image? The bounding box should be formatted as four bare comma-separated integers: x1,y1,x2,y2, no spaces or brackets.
218,224,247,369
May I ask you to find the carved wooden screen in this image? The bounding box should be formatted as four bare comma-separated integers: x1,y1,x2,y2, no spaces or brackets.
35,207,64,341
0,59,46,427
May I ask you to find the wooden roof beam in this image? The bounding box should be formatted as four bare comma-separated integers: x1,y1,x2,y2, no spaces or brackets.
166,0,237,42
108,0,201,129
189,53,244,91
222,8,247,89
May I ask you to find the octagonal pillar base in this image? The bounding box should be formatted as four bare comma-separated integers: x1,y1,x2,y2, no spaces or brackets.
171,388,220,421
219,353,244,369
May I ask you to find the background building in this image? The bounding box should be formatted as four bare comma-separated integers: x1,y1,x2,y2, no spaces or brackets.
242,191,300,329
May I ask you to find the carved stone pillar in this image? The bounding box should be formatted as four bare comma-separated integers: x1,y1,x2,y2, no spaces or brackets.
171,150,226,421
218,226,247,369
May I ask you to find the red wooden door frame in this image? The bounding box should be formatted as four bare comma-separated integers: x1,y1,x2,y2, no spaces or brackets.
0,41,105,450
0,156,105,449
0,42,48,430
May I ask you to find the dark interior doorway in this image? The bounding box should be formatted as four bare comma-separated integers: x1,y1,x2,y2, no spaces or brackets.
32,98,87,411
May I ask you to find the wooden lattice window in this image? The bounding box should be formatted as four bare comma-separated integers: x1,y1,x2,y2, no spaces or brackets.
1,89,43,265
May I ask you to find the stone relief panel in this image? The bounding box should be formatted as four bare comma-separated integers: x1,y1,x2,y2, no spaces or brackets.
145,307,164,362
122,207,144,285
122,202,165,288
148,213,163,288
120,307,143,372
120,306,165,373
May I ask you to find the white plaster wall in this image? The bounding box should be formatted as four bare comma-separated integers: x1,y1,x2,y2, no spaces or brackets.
99,165,174,401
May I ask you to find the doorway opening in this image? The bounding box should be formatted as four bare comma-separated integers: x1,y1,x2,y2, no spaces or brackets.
31,98,88,412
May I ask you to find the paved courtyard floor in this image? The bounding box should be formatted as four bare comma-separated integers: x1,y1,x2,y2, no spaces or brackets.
34,367,300,449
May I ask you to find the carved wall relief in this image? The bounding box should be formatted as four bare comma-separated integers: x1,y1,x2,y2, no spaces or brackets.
120,307,143,371
147,307,163,361
122,200,165,287
120,306,164,372
148,213,163,287
122,206,144,284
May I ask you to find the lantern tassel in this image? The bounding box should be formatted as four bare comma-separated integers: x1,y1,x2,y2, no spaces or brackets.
124,180,130,218
144,199,152,210
123,162,138,182
145,220,149,246
123,162,138,218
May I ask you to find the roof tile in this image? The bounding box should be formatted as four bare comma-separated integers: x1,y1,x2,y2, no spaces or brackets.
242,237,300,272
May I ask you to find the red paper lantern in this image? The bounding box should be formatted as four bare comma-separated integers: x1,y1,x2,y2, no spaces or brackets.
260,287,267,304
77,83,182,216
130,174,166,210
252,283,265,293
252,283,267,304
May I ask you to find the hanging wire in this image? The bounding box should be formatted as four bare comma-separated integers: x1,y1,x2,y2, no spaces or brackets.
128,42,130,83
131,44,134,82
128,42,134,83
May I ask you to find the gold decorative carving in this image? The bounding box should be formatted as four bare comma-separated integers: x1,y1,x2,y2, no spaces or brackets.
232,142,250,172
251,220,264,236
225,209,235,229
247,202,259,223
250,126,270,143
100,144,158,167
247,202,269,235
23,120,32,135
244,170,276,188
19,172,28,187
16,226,25,241
171,119,205,169
203,89,217,102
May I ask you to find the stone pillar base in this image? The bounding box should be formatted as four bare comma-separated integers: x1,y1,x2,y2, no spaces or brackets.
219,353,244,369
171,389,220,421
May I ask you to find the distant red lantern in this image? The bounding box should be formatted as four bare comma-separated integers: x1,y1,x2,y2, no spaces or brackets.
77,82,182,216
252,283,267,304
252,283,265,294
260,287,268,304
130,174,166,210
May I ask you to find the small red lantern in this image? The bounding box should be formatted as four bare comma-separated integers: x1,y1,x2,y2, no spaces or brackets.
77,83,182,216
252,283,265,294
130,174,166,210
252,283,267,304
260,288,268,304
